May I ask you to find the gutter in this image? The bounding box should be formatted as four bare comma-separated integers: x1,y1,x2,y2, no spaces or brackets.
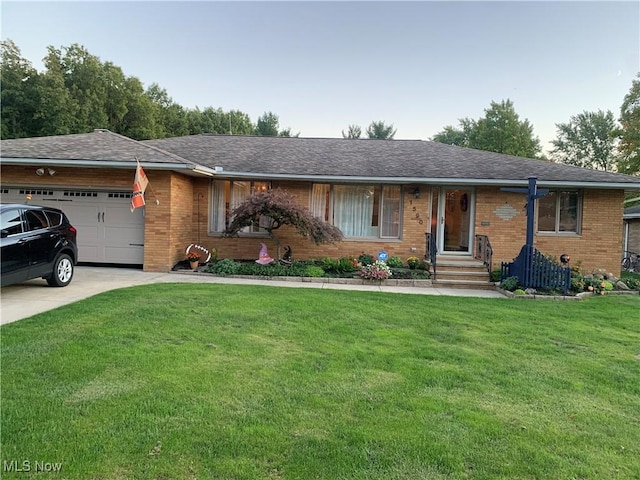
212,171,640,190
0,158,218,176
3,158,639,190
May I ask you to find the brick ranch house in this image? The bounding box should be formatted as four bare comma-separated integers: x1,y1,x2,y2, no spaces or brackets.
1,129,639,279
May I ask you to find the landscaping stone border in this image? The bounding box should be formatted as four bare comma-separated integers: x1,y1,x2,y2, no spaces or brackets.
176,270,435,288
497,287,640,300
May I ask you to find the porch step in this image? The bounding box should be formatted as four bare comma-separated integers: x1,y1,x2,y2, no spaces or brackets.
433,255,493,289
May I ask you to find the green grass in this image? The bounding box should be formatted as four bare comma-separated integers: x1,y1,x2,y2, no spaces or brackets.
1,285,639,479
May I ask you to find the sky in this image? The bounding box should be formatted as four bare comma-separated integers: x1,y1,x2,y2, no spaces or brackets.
1,1,638,154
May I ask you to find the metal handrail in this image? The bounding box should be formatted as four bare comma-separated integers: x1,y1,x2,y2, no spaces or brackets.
474,234,493,275
425,232,437,278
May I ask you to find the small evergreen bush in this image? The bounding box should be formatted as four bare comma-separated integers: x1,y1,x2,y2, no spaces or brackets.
207,258,240,276
358,253,375,266
500,276,520,291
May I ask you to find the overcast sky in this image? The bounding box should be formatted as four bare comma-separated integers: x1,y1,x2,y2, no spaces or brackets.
2,1,638,153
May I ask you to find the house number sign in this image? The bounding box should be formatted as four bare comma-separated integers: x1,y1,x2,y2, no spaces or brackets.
409,199,424,225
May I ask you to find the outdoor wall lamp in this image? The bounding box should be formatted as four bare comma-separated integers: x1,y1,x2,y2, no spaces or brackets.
412,187,421,199
35,168,56,176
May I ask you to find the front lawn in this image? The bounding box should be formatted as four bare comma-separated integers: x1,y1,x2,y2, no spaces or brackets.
1,285,639,479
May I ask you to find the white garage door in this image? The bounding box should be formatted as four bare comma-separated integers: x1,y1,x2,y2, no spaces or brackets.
1,187,145,265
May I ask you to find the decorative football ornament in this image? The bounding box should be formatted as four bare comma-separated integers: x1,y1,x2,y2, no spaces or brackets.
185,244,212,263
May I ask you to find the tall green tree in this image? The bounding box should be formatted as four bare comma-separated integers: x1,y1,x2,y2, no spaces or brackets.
0,40,40,138
551,110,618,171
254,111,297,137
342,124,362,139
254,111,280,136
616,73,640,175
432,99,541,158
366,121,396,139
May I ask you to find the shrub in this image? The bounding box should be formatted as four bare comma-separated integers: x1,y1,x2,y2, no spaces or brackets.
305,266,325,277
500,276,519,292
624,278,640,290
337,257,359,273
602,280,614,291
386,256,404,268
514,289,526,295
406,256,420,269
359,260,392,280
358,253,375,266
321,257,340,272
490,269,502,282
207,259,240,276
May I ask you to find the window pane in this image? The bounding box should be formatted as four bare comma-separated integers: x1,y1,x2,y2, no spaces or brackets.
210,181,226,232
381,185,401,237
1,210,23,235
537,192,557,232
45,210,62,226
558,191,578,232
311,184,330,221
25,210,48,231
333,185,375,237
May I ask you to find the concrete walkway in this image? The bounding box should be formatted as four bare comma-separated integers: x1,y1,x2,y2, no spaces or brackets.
0,266,505,325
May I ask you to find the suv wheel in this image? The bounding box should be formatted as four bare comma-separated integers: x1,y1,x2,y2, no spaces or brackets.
46,254,74,287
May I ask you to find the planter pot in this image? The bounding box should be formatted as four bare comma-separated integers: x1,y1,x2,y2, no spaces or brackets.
190,261,199,270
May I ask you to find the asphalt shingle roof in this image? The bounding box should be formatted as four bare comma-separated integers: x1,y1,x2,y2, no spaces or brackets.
145,134,640,185
0,129,194,165
2,130,639,187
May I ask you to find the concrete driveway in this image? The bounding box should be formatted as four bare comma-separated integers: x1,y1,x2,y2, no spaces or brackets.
1,266,504,325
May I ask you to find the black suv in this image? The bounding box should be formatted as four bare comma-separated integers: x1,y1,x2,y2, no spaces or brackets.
1,204,78,287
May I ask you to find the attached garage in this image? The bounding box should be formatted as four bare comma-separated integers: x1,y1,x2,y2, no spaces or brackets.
1,187,145,265
0,130,216,272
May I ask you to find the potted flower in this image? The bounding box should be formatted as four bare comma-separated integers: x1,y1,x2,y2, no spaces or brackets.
186,251,200,270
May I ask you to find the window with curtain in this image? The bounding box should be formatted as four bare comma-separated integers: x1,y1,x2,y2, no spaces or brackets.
537,190,581,234
314,183,401,239
209,180,271,234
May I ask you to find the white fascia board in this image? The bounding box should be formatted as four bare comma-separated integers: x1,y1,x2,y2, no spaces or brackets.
0,157,217,176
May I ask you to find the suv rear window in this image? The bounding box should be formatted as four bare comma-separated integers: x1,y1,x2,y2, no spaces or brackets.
44,209,63,226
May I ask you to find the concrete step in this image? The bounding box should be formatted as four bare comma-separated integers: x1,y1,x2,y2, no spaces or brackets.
436,271,491,283
432,279,496,290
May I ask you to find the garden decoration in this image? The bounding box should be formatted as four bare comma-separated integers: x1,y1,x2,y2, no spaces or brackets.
185,243,212,269
256,243,275,265
280,246,293,265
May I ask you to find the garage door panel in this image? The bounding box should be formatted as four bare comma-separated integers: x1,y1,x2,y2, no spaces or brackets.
104,245,144,263
1,188,144,265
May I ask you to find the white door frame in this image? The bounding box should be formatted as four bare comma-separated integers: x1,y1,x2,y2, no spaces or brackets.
437,186,475,255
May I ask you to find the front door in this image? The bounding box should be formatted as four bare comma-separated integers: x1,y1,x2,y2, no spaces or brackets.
438,187,473,254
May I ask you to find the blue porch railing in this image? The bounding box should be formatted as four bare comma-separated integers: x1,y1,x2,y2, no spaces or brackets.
425,232,437,278
501,245,571,295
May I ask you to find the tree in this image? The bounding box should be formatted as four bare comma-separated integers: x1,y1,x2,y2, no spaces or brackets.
1,40,40,138
432,99,541,158
551,110,618,171
254,111,298,137
342,124,362,139
224,188,343,258
366,121,396,139
254,111,280,136
616,73,640,175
